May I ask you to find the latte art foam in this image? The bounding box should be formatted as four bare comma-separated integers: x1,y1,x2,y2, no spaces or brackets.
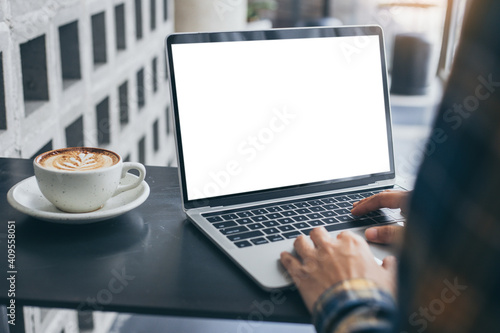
37,149,119,171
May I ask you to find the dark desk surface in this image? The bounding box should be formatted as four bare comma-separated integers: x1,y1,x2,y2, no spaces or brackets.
0,158,309,323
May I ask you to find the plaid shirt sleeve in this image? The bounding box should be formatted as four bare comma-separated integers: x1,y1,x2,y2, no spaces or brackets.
312,279,396,333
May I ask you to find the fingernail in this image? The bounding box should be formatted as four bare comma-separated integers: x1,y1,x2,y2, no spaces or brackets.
365,228,378,240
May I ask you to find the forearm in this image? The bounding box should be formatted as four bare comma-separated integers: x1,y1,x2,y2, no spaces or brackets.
313,279,397,333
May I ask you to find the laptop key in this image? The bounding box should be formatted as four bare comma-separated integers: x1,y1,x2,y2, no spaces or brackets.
251,209,268,215
302,228,313,236
292,215,309,222
267,235,284,242
307,213,323,219
263,221,280,227
206,216,224,223
236,218,253,225
221,213,239,220
266,213,283,219
334,208,351,215
324,219,376,233
294,202,310,208
236,211,253,218
251,237,269,245
360,192,374,198
335,201,351,208
251,215,268,222
293,222,310,229
295,208,312,214
323,204,338,210
321,198,337,204
310,206,326,212
227,230,264,242
220,226,250,235
335,196,350,202
320,211,337,217
322,217,338,224
280,204,296,210
235,240,252,248
307,200,323,206
277,217,294,224
348,194,364,200
247,223,265,230
266,206,283,212
281,210,298,217
283,231,301,239
336,215,355,223
263,227,280,235
278,225,295,232
213,221,238,229
309,220,325,227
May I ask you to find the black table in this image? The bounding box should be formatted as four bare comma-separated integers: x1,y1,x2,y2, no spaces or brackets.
0,158,309,331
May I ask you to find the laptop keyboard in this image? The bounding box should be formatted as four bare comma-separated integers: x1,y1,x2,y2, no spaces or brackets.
202,188,405,248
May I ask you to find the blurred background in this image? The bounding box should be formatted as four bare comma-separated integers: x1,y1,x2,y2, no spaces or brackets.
0,0,468,332
0,0,467,165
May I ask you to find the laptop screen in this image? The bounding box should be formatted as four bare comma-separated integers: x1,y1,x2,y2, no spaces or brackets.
168,27,394,205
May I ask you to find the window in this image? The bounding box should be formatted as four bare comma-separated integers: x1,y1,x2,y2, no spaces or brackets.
91,12,107,65
135,0,143,40
115,4,127,51
138,136,146,164
163,0,168,22
118,81,129,126
20,35,49,116
152,57,158,93
0,52,6,130
96,97,110,145
65,116,84,147
31,140,53,159
165,105,171,135
150,0,156,31
58,21,82,89
136,68,145,109
153,119,159,152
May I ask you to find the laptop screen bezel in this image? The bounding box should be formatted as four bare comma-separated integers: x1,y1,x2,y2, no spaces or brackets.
166,25,396,209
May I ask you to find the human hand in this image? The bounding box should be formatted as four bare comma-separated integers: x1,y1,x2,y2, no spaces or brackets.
280,227,397,313
351,190,409,245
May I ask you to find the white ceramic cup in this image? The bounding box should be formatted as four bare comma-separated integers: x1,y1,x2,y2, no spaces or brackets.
33,147,146,213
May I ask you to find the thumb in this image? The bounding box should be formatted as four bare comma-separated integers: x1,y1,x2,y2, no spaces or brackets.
382,255,397,273
365,225,403,244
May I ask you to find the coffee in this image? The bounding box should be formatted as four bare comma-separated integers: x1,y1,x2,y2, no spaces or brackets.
36,148,119,172
34,147,146,213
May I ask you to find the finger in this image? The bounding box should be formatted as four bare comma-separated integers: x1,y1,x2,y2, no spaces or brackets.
280,251,308,283
280,251,302,273
365,225,404,244
382,255,397,273
309,227,333,248
294,235,315,260
351,191,407,216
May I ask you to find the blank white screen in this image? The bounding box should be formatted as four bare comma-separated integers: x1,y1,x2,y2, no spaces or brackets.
172,36,391,200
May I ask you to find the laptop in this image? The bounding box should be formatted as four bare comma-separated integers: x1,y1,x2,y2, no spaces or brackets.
166,25,406,291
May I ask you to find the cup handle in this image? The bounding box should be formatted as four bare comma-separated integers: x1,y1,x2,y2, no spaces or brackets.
114,162,146,196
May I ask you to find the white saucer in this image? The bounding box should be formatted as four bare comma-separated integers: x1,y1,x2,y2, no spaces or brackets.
7,175,150,224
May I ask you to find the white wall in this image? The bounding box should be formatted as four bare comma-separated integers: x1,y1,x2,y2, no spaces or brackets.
0,0,176,167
